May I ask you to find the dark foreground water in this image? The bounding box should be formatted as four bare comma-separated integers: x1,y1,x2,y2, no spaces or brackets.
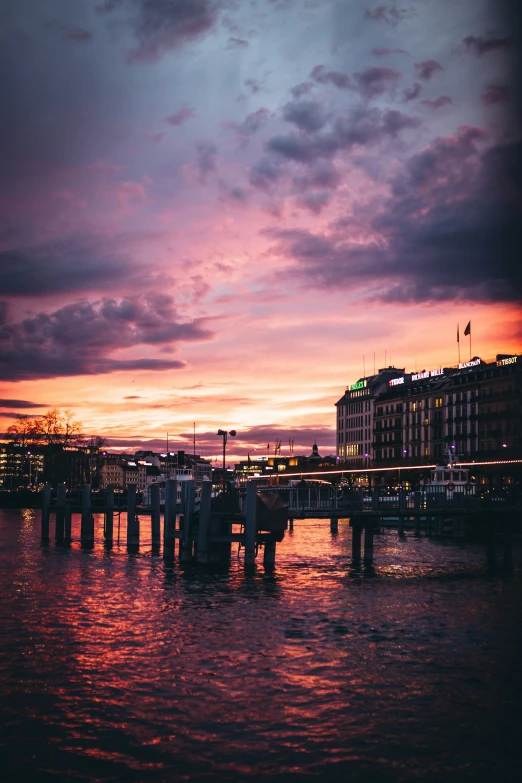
1,509,521,783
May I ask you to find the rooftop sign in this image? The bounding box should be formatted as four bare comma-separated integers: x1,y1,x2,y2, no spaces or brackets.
458,358,481,369
497,355,518,366
389,377,405,386
349,379,367,391
412,368,444,381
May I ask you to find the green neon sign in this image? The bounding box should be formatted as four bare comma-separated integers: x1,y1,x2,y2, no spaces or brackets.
349,380,367,391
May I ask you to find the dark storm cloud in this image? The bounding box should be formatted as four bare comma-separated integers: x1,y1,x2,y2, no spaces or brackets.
0,235,137,297
354,66,400,98
196,141,218,180
65,27,94,42
310,65,351,90
290,81,314,98
227,36,248,48
364,5,414,26
266,105,420,163
164,106,195,125
97,0,220,63
293,160,341,191
372,47,407,56
421,96,453,110
403,82,421,102
463,34,515,57
415,60,443,80
0,294,214,381
0,400,47,409
236,108,271,136
268,131,522,304
296,191,332,214
282,100,328,132
481,84,510,104
248,157,284,191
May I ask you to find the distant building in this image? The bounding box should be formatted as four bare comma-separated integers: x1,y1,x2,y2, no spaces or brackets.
336,353,522,470
335,367,406,469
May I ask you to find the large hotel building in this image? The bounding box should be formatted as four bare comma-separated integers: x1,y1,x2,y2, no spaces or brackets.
336,353,521,469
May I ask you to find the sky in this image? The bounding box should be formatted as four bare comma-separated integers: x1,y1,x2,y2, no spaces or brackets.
1,0,521,465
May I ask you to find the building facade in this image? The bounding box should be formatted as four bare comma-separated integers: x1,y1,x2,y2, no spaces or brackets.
336,353,522,469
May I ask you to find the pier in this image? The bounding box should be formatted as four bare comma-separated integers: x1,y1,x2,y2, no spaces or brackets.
36,480,520,570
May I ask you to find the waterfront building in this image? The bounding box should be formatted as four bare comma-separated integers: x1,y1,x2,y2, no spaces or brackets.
0,445,45,489
335,367,405,469
337,353,522,471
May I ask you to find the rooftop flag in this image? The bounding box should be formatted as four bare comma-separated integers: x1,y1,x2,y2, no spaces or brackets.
464,321,471,336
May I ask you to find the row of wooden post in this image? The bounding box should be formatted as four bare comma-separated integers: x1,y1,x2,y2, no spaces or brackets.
41,478,264,566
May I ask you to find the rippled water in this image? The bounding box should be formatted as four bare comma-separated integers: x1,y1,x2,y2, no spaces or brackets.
1,508,521,783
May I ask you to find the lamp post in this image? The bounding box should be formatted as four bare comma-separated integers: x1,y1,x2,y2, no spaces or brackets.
217,429,236,479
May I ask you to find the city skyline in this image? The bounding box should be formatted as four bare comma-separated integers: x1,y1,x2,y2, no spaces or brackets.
1,0,521,463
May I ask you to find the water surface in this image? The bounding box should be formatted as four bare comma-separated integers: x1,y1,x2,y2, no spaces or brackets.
1,509,521,782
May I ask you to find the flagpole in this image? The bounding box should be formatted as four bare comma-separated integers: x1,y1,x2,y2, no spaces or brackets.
457,324,460,365
469,328,472,361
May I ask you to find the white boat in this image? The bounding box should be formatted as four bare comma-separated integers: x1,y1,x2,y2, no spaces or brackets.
424,450,475,498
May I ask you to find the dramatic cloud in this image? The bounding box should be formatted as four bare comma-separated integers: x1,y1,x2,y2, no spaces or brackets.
372,47,407,56
266,106,420,163
364,5,413,25
196,140,218,180
0,235,137,297
164,106,195,126
421,96,453,110
235,108,271,137
268,131,522,304
249,156,284,191
463,34,515,57
65,27,93,42
415,60,443,80
354,66,400,98
290,81,313,98
0,294,214,381
0,400,47,409
403,82,421,102
98,0,220,63
481,83,510,105
227,36,248,48
310,65,351,90
282,100,328,132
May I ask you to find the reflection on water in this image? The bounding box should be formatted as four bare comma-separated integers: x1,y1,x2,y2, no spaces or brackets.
0,509,521,782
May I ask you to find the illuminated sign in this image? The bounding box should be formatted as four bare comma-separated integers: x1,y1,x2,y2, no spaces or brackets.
349,379,367,391
389,377,405,386
458,359,481,369
412,369,444,381
497,356,518,366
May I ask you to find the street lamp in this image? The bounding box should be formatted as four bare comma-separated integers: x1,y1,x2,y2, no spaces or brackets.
217,429,236,474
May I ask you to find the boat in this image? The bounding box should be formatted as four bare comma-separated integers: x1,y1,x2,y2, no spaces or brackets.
424,449,475,498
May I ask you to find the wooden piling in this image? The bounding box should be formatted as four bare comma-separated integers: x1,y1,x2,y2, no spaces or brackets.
244,480,257,565
126,484,139,550
263,539,276,569
289,517,294,531
151,483,161,550
364,519,374,567
414,492,421,536
371,487,379,512
55,484,66,542
80,484,93,547
181,480,195,562
163,479,177,556
330,516,339,533
64,503,72,544
41,484,51,543
196,480,212,563
351,521,362,564
105,485,114,547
